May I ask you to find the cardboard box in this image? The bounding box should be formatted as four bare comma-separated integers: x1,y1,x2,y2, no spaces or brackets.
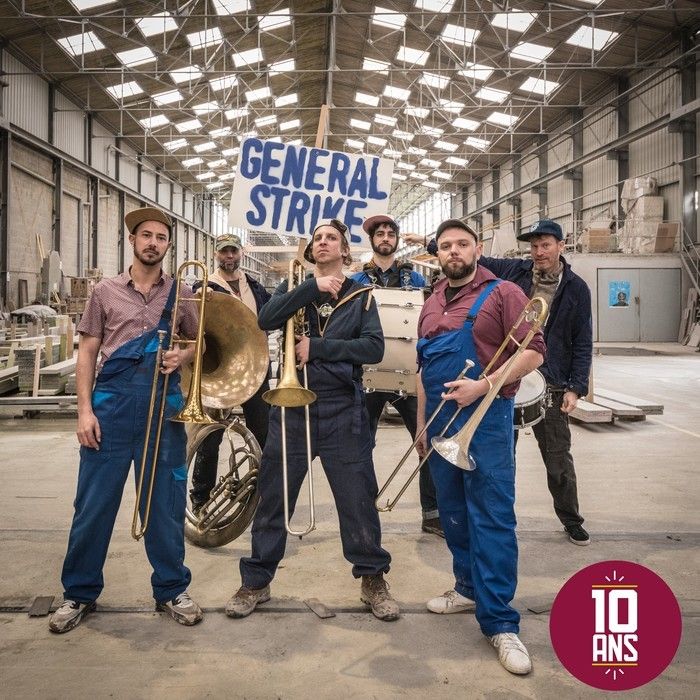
583,227,612,253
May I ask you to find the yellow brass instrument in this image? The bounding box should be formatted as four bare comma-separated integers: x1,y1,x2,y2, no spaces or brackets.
263,258,317,537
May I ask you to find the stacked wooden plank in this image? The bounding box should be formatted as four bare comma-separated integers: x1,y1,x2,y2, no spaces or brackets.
570,388,663,425
39,358,78,394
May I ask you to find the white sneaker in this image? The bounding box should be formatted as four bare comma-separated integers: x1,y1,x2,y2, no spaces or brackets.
156,591,203,626
426,589,475,614
48,599,96,634
489,632,532,675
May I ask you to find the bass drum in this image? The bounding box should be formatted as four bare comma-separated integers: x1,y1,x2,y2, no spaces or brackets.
513,369,546,429
184,419,261,548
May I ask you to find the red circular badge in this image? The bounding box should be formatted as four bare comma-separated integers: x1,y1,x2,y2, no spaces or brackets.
550,560,682,691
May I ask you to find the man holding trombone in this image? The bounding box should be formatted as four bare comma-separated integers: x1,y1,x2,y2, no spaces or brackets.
227,218,398,621
415,219,545,675
49,206,203,634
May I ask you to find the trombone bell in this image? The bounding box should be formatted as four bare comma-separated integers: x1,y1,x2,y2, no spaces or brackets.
430,436,476,471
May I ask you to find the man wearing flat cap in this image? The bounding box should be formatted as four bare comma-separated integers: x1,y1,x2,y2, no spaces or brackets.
479,219,593,547
49,206,204,635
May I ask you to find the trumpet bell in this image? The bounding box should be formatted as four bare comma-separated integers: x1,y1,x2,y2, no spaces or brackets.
431,436,476,471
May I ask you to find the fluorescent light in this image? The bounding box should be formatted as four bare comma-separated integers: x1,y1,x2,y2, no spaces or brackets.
280,119,300,131
182,157,204,167
420,72,450,90
193,102,220,115
254,115,277,127
116,47,156,67
245,87,272,102
258,9,291,32
410,172,429,180
350,118,371,130
186,28,223,50
170,65,203,83
232,48,264,68
275,93,298,107
486,111,518,127
476,86,509,103
446,155,468,166
452,117,480,131
345,138,365,149
57,32,105,57
434,140,459,151
164,138,187,151
270,59,295,76
408,146,427,156
363,58,390,74
356,91,380,107
384,85,412,101
368,135,388,146
459,62,494,82
210,127,232,138
566,26,619,51
519,77,560,96
225,107,249,120
422,181,440,189
372,7,407,30
209,74,238,92
196,172,216,180
237,131,258,141
374,114,397,126
221,148,240,157
397,161,416,170
153,89,183,105
439,99,464,114
465,136,491,150
421,158,441,168
139,115,169,130
509,42,554,64
136,12,178,37
392,129,415,142
396,46,430,66
219,172,237,181
491,11,537,33
383,148,403,157
175,119,202,133
105,81,143,100
440,24,480,47
194,142,217,153
421,125,444,137
213,0,250,16
405,106,430,118
206,182,225,190
432,171,451,180
414,0,454,12
208,159,227,168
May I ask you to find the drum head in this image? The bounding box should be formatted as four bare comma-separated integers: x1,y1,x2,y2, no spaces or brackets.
514,369,546,407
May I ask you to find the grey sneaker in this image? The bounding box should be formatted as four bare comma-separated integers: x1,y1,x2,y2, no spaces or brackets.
48,599,96,634
489,632,532,675
360,574,400,621
225,584,271,618
156,591,203,626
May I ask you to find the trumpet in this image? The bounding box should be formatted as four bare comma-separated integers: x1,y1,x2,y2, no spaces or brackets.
375,296,548,510
263,258,317,537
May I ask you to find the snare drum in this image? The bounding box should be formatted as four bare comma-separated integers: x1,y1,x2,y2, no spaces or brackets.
513,369,546,429
363,287,423,396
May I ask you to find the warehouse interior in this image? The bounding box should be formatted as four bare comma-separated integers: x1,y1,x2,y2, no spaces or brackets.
0,1,699,698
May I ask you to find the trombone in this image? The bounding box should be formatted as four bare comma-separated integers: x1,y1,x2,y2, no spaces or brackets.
131,260,215,541
375,296,548,511
263,258,317,537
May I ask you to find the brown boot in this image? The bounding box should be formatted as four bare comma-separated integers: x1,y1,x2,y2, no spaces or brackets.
360,574,400,621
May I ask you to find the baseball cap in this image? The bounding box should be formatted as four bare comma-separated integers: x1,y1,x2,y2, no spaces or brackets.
216,233,242,251
517,219,563,242
303,219,352,265
124,206,172,236
362,214,399,235
434,218,479,243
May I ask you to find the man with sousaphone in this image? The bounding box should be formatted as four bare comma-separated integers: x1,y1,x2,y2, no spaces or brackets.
226,218,399,621
415,219,546,675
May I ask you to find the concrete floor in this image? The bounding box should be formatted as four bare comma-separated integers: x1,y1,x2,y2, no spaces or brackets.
0,348,698,699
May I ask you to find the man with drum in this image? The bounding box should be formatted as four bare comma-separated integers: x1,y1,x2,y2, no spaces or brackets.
351,215,441,537
415,219,545,674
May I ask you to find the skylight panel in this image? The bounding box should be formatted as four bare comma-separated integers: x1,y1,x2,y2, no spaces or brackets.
432,171,451,180
405,106,430,118
486,111,518,127
136,12,178,37
206,182,225,190
164,138,187,151
356,91,380,107
452,117,480,131
383,148,403,158
368,136,388,146
175,119,203,133
410,172,429,180
374,115,397,126
116,47,156,67
459,62,494,82
210,127,232,138
225,107,249,120
434,140,459,151
255,115,277,127
196,172,216,180
232,48,264,68
139,114,170,130
245,87,272,102
270,59,295,76
396,46,430,66
397,162,416,170
70,1,116,10
372,7,407,30
57,31,105,57
182,157,204,167
219,172,237,181
208,159,228,168
384,85,412,101
210,75,238,92
214,0,250,16
186,27,223,50
490,11,537,33
509,42,553,64
153,89,183,105
414,0,454,12
287,138,303,146
392,173,407,181
237,131,258,141
221,148,240,157
421,158,441,168
193,102,220,115
439,99,464,114
345,139,365,150
280,119,300,131
422,181,440,189
350,118,371,131
392,129,415,142
421,125,444,137
420,72,450,90
275,93,298,107
566,26,619,51
446,155,468,166
440,24,480,47
363,58,390,74
408,146,427,156
258,9,291,32
519,77,560,96
105,81,143,100
476,86,509,103
170,65,203,83
465,136,491,150
194,141,217,153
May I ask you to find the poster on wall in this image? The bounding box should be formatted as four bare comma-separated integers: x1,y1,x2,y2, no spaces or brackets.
609,280,631,308
228,137,395,244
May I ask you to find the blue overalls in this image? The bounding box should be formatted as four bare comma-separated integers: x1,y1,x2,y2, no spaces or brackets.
417,281,519,636
61,282,192,604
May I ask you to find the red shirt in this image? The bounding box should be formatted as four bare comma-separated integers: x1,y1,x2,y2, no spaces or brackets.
418,265,546,398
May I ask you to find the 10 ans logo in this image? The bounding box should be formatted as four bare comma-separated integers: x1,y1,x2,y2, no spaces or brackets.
550,561,682,691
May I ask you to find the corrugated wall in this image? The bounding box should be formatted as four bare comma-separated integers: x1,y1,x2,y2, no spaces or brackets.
520,152,540,232
547,124,574,234
118,143,139,191
3,52,49,141
91,120,115,176
141,169,156,201
158,178,171,208
54,92,85,161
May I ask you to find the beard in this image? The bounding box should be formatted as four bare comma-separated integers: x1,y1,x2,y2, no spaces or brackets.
442,258,476,280
134,247,166,267
219,259,240,272
371,239,398,256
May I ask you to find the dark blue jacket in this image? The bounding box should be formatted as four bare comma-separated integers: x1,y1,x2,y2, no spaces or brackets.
479,255,593,396
351,263,425,289
193,273,271,314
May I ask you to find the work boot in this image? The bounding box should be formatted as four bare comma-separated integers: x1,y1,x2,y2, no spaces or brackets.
489,632,532,675
48,599,96,634
225,584,271,618
156,591,204,626
360,574,400,621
